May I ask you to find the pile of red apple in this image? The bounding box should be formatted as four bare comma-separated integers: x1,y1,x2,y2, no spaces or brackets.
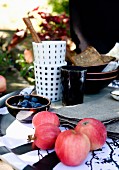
0,75,7,93
29,111,107,166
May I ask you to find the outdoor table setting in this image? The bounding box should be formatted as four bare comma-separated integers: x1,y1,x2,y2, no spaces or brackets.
1,83,119,170
1,17,119,170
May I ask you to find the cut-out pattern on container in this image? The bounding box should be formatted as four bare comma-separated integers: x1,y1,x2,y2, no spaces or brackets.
34,62,67,102
32,41,66,65
33,41,67,102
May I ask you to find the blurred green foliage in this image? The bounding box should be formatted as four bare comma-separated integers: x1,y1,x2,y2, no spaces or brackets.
0,36,13,75
48,0,69,15
15,54,34,77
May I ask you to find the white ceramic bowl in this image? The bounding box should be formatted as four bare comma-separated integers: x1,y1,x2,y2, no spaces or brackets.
110,90,119,101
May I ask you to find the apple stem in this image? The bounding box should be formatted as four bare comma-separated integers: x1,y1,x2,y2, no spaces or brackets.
27,135,36,142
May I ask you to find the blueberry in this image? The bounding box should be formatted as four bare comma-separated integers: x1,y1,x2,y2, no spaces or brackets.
31,97,38,103
22,99,29,103
21,103,28,108
26,101,32,108
20,100,29,108
24,95,30,100
35,103,42,108
29,101,36,108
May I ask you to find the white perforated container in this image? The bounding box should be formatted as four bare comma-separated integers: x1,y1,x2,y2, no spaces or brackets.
32,41,66,65
34,62,67,102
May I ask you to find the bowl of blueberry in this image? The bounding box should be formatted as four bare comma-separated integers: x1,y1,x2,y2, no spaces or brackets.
5,94,51,123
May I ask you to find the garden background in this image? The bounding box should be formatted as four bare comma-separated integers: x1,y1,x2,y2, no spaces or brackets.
0,0,74,94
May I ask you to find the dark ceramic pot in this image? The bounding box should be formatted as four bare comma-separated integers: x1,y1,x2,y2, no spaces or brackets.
86,68,119,79
85,75,117,94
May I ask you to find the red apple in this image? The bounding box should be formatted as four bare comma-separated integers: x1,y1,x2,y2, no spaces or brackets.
33,123,61,150
32,111,60,128
75,118,107,151
0,75,7,93
55,129,90,166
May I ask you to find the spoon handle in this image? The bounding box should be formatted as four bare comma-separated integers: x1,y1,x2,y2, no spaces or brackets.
23,17,41,43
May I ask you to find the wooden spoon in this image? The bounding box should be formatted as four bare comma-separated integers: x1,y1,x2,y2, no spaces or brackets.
23,17,41,43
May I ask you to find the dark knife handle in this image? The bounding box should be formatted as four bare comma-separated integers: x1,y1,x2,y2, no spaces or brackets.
0,89,22,108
